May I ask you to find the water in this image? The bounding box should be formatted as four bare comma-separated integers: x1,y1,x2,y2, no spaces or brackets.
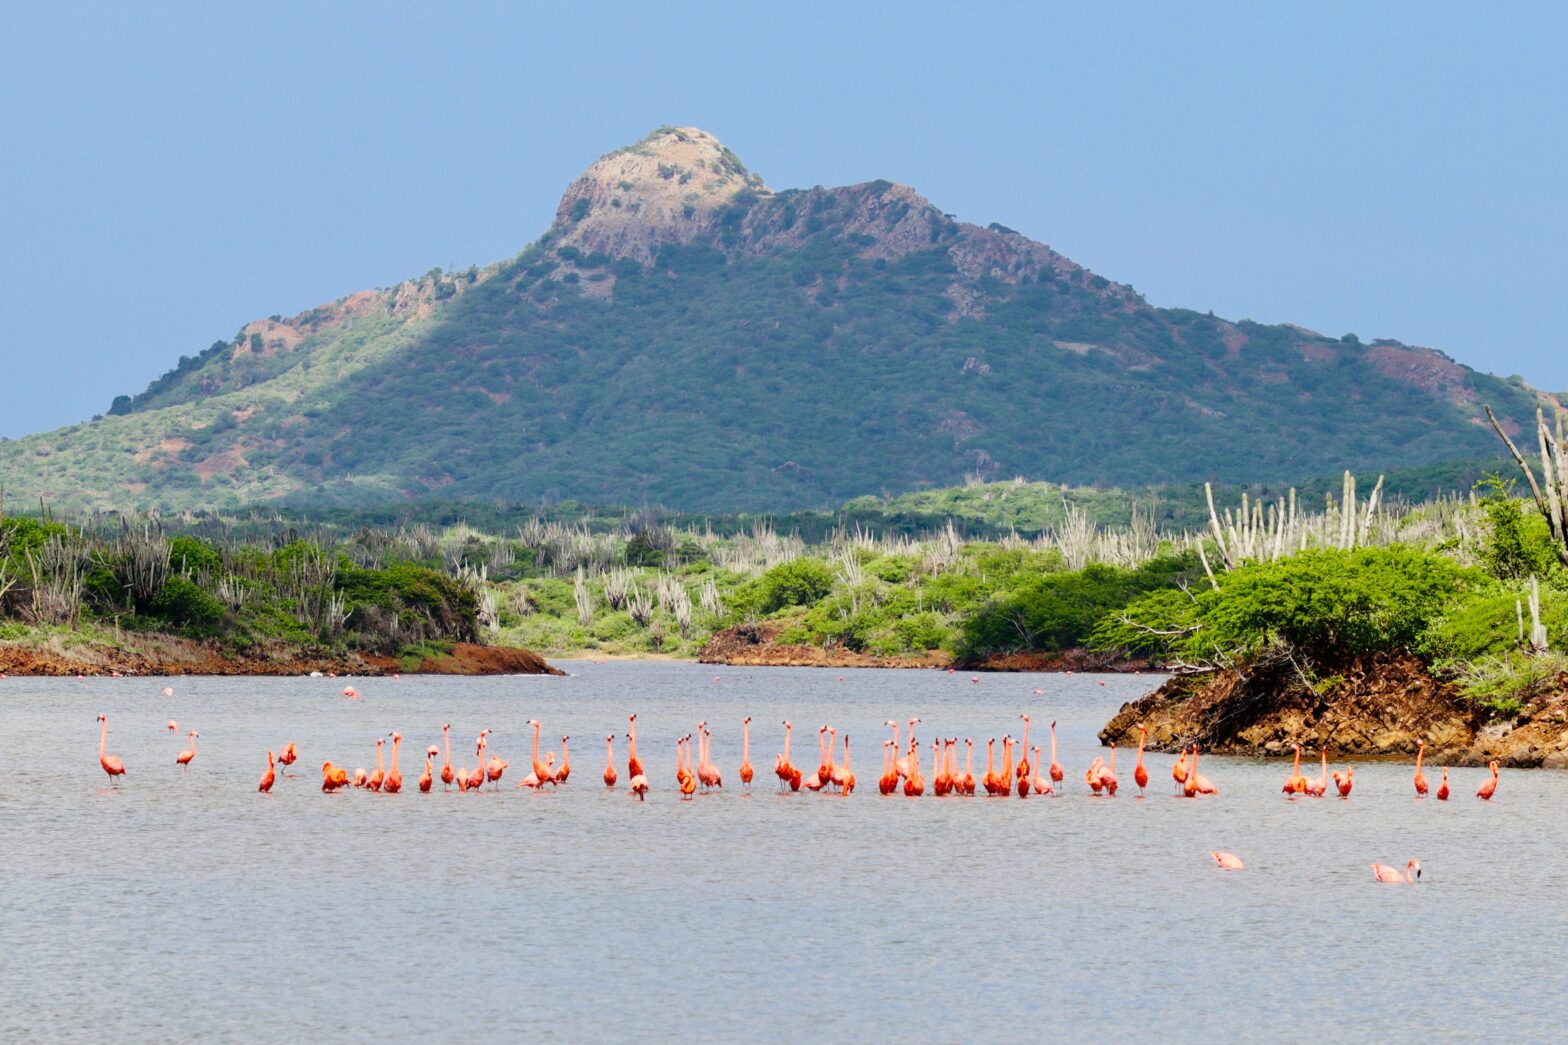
1,660,1562,1041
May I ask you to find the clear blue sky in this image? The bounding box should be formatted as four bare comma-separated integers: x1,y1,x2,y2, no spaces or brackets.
3,2,1565,438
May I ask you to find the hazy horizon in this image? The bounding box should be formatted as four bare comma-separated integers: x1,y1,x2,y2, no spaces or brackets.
3,2,1565,438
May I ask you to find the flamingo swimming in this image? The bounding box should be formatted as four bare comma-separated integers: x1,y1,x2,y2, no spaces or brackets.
176,730,198,770
258,750,276,793
1477,760,1499,800
167,720,178,733
603,735,618,788
1372,859,1421,883
1210,851,1245,871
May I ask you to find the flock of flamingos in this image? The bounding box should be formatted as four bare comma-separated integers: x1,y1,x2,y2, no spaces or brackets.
94,693,1498,884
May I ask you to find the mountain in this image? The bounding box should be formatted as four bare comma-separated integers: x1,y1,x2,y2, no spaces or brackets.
0,126,1543,512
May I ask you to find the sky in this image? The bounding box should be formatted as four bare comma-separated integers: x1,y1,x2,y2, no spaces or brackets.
2,2,1565,438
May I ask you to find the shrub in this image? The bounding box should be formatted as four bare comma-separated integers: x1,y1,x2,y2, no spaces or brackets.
149,576,226,633
730,558,835,618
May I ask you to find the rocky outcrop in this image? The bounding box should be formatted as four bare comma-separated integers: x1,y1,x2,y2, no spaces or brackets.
1099,651,1568,767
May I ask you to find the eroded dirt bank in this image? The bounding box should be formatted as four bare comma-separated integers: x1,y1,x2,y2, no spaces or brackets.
697,623,1153,671
1099,651,1568,767
0,635,560,677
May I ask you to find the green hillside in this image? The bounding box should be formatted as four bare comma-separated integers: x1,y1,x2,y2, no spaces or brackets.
0,126,1543,512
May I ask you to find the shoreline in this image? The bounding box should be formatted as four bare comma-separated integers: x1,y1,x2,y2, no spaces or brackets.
0,634,561,677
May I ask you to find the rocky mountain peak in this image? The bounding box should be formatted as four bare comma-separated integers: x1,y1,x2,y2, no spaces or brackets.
551,126,768,262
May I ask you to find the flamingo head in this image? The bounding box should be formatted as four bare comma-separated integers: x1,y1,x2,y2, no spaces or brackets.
390,732,401,742
427,745,439,757
527,719,539,727
1408,859,1422,879
97,714,106,723
375,738,383,748
744,716,751,725
443,723,450,731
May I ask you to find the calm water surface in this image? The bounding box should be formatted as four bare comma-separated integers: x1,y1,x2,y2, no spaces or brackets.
2,661,1563,1041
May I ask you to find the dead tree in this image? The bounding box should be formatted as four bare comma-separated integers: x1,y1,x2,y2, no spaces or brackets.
1485,404,1568,567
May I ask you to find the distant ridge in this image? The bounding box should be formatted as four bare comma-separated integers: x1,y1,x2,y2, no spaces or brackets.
0,125,1543,512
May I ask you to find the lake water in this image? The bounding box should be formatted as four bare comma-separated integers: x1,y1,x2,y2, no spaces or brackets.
2,660,1562,1041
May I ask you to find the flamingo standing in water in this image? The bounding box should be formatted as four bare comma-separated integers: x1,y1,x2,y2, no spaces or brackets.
902,739,925,797
321,761,349,792
167,720,178,733
419,746,436,793
258,750,276,793
1191,745,1217,794
1282,744,1306,795
98,712,127,778
1030,745,1052,795
1413,739,1429,797
1016,715,1032,785
1372,859,1421,883
1332,765,1354,798
175,730,199,770
629,764,649,800
527,720,555,787
1210,851,1245,870
353,767,369,788
627,714,645,780
1477,760,1499,800
367,737,385,792
960,739,977,796
603,735,618,788
1101,743,1119,796
467,735,488,792
382,732,403,794
555,736,571,786
678,736,697,799
1085,757,1104,795
1171,746,1189,794
1305,747,1328,798
278,741,298,775
878,740,897,794
1134,724,1150,796
1048,721,1064,792
440,724,454,790
739,717,753,789
840,734,855,795
779,721,800,791
1436,766,1449,801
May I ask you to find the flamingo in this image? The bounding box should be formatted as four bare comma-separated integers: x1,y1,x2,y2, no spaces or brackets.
629,771,649,800
902,739,925,797
739,717,753,788
440,723,454,789
627,714,644,779
1017,714,1032,783
700,727,722,789
166,720,178,733
815,725,832,788
679,736,697,799
353,767,369,788
555,735,571,786
321,761,349,792
1101,743,1119,796
960,738,976,796
467,735,487,792
258,750,276,793
1413,739,1429,797
278,741,298,775
1333,765,1354,798
382,732,403,794
1283,743,1306,795
1085,757,1104,795
879,740,897,794
779,721,797,791
1436,766,1449,800
528,720,555,786
1048,721,1064,791
840,734,855,796
1171,746,1188,794
367,738,385,792
1191,745,1217,795
1030,745,1052,795
1210,852,1245,871
1134,724,1150,796
999,735,1015,794
981,738,1000,795
1372,859,1421,883
884,721,905,778
1305,747,1328,798
603,735,618,788
419,746,436,793
1477,760,1499,800
175,730,198,770
827,728,847,791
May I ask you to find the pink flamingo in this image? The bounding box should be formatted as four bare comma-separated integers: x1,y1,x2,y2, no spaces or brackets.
176,730,198,770
1048,721,1064,791
1210,852,1244,871
1372,859,1421,883
1477,761,1499,800
258,750,276,793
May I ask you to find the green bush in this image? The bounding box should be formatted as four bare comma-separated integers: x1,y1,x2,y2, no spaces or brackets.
730,558,835,618
1096,546,1474,662
150,576,227,633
